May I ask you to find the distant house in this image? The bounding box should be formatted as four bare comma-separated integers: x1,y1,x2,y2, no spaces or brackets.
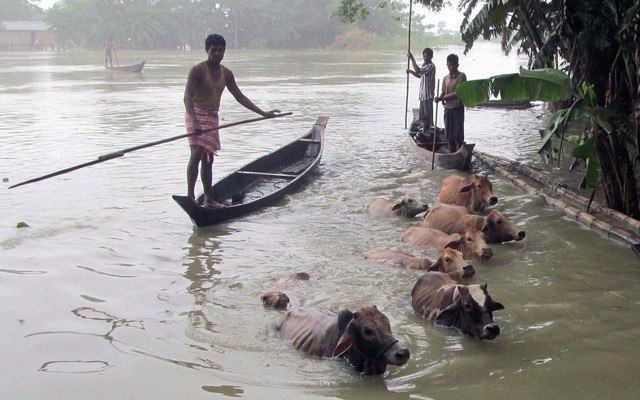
0,20,55,50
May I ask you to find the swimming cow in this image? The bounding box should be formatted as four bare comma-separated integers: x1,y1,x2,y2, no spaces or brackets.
363,247,475,279
272,306,410,375
367,194,430,218
438,174,497,213
399,226,493,260
423,203,525,244
411,271,504,340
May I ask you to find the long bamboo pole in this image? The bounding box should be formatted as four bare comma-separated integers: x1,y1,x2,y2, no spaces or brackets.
404,0,413,129
9,112,293,189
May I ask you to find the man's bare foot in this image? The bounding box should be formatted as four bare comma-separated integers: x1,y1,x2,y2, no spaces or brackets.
188,196,201,206
203,197,226,209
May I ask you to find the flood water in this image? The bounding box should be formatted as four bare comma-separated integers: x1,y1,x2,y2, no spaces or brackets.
1,43,639,400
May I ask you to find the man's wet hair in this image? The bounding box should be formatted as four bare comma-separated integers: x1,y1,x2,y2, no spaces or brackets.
447,53,459,64
422,48,433,57
205,34,226,51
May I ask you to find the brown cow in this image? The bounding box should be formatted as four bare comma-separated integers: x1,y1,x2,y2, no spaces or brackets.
439,174,498,212
399,226,493,260
273,306,410,375
363,248,475,279
423,204,525,244
367,194,429,218
411,271,504,340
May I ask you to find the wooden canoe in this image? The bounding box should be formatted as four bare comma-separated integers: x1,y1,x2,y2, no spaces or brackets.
106,60,146,73
409,109,474,171
173,116,328,227
408,129,475,171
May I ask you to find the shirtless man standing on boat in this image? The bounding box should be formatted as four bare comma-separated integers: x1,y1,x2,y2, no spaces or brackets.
184,33,281,208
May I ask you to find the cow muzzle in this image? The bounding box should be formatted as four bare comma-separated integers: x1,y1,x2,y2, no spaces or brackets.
481,247,493,260
489,196,498,206
482,323,501,340
384,341,410,366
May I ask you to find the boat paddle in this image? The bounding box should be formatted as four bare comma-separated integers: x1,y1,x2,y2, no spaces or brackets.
8,112,293,189
432,79,440,170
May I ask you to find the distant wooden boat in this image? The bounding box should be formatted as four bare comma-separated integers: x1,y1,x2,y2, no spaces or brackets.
474,99,534,109
173,116,328,227
106,60,146,73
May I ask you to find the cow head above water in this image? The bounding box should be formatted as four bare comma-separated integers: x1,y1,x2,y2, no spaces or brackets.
481,209,526,243
443,283,504,339
391,194,430,217
444,228,493,261
459,175,498,211
427,247,475,279
333,306,410,375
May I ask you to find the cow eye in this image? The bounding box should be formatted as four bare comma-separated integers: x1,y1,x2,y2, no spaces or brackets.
362,327,374,336
445,257,451,263
496,219,503,225
466,237,473,242
463,302,472,311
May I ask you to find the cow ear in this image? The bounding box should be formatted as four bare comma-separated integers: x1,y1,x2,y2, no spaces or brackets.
481,219,491,235
460,183,473,193
392,203,402,211
333,330,353,358
427,258,442,272
491,301,505,311
444,234,462,250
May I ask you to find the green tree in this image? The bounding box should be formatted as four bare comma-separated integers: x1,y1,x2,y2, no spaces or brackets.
1,0,44,20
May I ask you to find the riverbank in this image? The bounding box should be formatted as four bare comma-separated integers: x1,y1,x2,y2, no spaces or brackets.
475,150,640,258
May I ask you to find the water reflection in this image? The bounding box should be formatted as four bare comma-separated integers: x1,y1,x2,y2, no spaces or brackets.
182,227,230,295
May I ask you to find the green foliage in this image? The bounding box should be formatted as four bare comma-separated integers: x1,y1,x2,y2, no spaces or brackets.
42,0,414,50
456,67,572,107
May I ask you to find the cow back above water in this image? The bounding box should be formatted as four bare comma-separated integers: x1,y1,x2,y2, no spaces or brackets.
272,306,410,375
363,247,475,278
411,271,504,340
399,226,493,260
367,194,429,218
423,203,525,243
438,174,498,212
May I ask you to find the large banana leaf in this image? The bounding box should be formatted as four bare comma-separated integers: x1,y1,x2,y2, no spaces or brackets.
457,67,572,107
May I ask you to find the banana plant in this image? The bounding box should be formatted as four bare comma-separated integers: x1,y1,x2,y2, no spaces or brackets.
456,67,607,188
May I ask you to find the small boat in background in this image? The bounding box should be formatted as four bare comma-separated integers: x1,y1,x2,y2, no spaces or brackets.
409,108,474,171
474,99,534,109
173,116,328,227
106,60,146,73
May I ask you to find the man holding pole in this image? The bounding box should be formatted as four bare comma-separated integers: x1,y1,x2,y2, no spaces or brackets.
407,48,436,130
184,33,281,208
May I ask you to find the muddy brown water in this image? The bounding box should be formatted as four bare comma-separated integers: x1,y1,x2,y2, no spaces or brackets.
1,43,638,399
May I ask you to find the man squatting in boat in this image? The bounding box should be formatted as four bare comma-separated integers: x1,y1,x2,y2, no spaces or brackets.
184,33,281,208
